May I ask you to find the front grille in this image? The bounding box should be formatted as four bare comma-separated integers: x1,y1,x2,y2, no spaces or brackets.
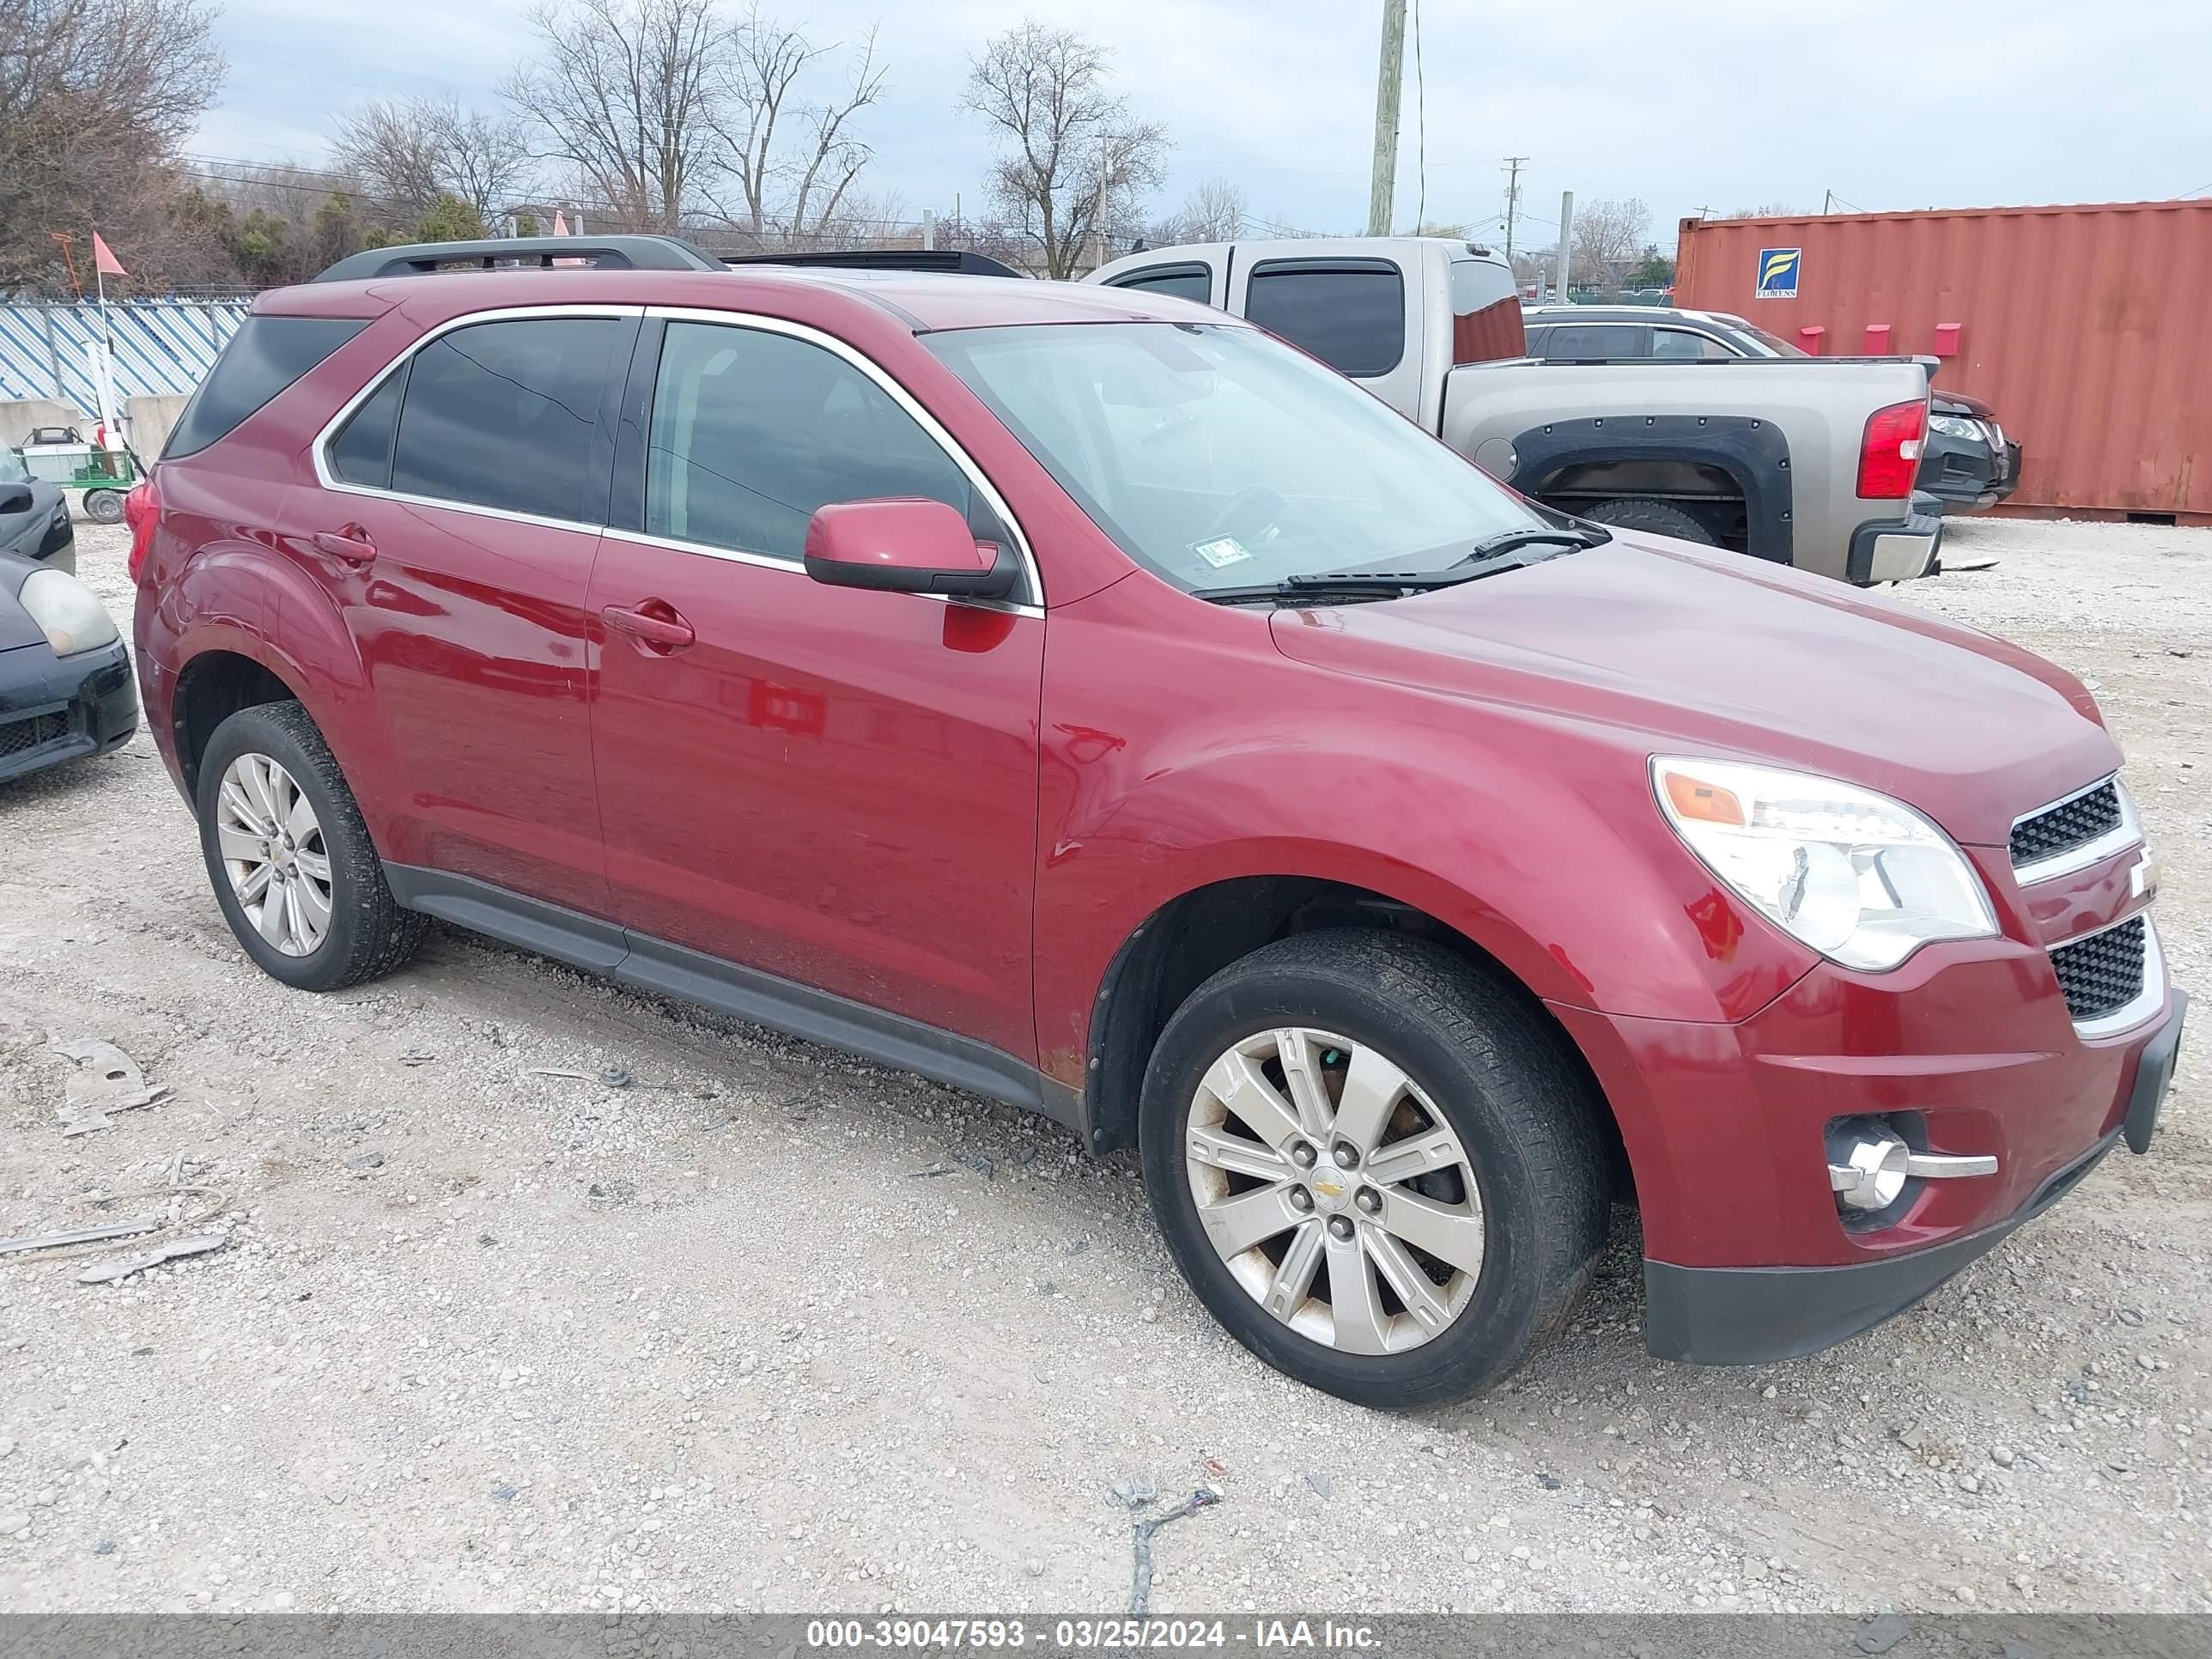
2011,781,2123,868
0,710,68,759
2050,915,2147,1023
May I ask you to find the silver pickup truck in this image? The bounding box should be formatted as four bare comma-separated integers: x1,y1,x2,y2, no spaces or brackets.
1088,237,1942,584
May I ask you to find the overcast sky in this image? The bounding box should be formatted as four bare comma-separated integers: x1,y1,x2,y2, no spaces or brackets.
196,0,2212,248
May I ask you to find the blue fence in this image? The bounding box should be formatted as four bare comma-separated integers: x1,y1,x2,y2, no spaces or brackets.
0,300,248,411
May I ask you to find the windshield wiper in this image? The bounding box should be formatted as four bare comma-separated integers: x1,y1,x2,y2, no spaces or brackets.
1455,525,1610,564
1198,567,1518,606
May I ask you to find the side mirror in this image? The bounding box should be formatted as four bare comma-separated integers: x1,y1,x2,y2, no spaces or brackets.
802,498,1020,602
0,484,33,516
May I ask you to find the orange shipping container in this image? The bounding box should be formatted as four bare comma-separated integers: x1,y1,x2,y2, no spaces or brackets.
1674,199,2212,520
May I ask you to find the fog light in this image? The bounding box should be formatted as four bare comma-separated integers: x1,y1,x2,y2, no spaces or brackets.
1826,1120,1911,1212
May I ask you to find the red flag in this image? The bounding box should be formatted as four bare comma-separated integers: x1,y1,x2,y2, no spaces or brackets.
91,232,127,277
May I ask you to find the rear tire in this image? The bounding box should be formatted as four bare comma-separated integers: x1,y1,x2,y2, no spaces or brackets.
1579,496,1717,544
196,702,425,992
82,489,125,526
1138,929,1610,1408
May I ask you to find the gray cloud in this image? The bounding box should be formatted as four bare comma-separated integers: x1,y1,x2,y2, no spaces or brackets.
197,0,2212,246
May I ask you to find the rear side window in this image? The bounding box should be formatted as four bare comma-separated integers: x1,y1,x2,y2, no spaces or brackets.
389,318,624,522
328,374,404,488
1244,261,1404,377
1449,257,1525,365
1110,264,1214,305
164,317,367,459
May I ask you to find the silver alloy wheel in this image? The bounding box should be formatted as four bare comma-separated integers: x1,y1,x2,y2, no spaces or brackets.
1185,1027,1484,1354
215,753,333,958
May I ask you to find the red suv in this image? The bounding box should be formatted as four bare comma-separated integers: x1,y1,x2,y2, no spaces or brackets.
133,235,2185,1406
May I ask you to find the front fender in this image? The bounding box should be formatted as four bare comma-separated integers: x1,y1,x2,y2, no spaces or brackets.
1032,694,1815,1089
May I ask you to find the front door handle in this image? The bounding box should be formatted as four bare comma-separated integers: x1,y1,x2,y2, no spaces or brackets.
312,525,376,565
600,600,696,653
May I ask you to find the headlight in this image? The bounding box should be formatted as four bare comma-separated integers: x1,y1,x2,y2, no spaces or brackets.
17,568,120,656
1652,757,1996,971
1928,413,1982,440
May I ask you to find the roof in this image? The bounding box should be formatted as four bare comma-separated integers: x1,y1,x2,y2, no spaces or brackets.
1522,305,1720,325
262,263,1225,334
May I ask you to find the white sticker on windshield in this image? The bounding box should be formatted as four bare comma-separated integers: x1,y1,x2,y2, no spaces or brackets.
1193,537,1252,568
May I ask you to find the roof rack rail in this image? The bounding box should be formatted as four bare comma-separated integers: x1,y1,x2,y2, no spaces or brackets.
721,248,1026,279
313,234,726,283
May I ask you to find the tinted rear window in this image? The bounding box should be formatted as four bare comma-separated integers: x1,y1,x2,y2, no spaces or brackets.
1244,262,1405,377
164,317,368,459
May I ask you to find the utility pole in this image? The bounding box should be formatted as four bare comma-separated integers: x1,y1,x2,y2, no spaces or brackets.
1366,0,1407,237
1502,155,1528,264
1821,188,1833,215
1556,190,1576,301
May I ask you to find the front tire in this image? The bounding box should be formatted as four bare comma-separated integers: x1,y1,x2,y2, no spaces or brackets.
1138,930,1609,1408
196,702,425,992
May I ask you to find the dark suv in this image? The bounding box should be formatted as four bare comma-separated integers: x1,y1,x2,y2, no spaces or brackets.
131,236,2182,1407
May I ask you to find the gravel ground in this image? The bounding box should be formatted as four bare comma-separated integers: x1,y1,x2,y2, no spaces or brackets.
0,515,2205,1618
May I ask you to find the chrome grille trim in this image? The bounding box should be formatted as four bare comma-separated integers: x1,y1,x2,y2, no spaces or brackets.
2011,775,2139,884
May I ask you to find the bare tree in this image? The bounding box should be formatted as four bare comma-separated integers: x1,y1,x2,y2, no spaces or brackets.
331,100,447,222
1570,196,1650,288
435,101,537,225
1722,202,1796,219
711,6,885,242
504,0,723,233
1176,177,1245,242
0,0,225,289
963,21,1167,279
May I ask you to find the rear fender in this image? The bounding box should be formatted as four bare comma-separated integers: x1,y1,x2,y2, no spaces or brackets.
1512,417,1790,562
145,506,389,836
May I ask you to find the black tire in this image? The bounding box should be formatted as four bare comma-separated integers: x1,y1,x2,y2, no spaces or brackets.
1138,929,1609,1408
195,702,426,992
82,489,125,526
1578,496,1717,544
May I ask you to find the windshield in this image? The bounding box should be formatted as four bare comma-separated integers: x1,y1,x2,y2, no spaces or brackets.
923,322,1547,592
0,449,27,483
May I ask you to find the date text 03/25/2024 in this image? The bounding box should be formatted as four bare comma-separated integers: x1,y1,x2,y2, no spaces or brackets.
804,1620,1379,1650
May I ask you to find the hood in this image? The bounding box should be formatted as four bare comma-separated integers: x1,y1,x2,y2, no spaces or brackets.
1267,534,2118,847
1932,387,1996,419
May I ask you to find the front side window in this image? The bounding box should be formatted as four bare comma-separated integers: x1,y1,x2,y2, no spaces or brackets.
389,317,624,522
643,320,977,562
1110,264,1213,305
926,321,1547,595
1243,261,1405,376
1542,323,1645,359
1653,329,1735,360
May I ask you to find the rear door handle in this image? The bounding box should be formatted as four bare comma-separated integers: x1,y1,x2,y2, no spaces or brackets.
312,525,376,565
600,600,696,652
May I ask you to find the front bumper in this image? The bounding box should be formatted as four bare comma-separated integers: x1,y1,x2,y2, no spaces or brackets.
0,636,137,782
1646,988,2183,1363
1921,432,2022,511
1550,892,2185,1366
